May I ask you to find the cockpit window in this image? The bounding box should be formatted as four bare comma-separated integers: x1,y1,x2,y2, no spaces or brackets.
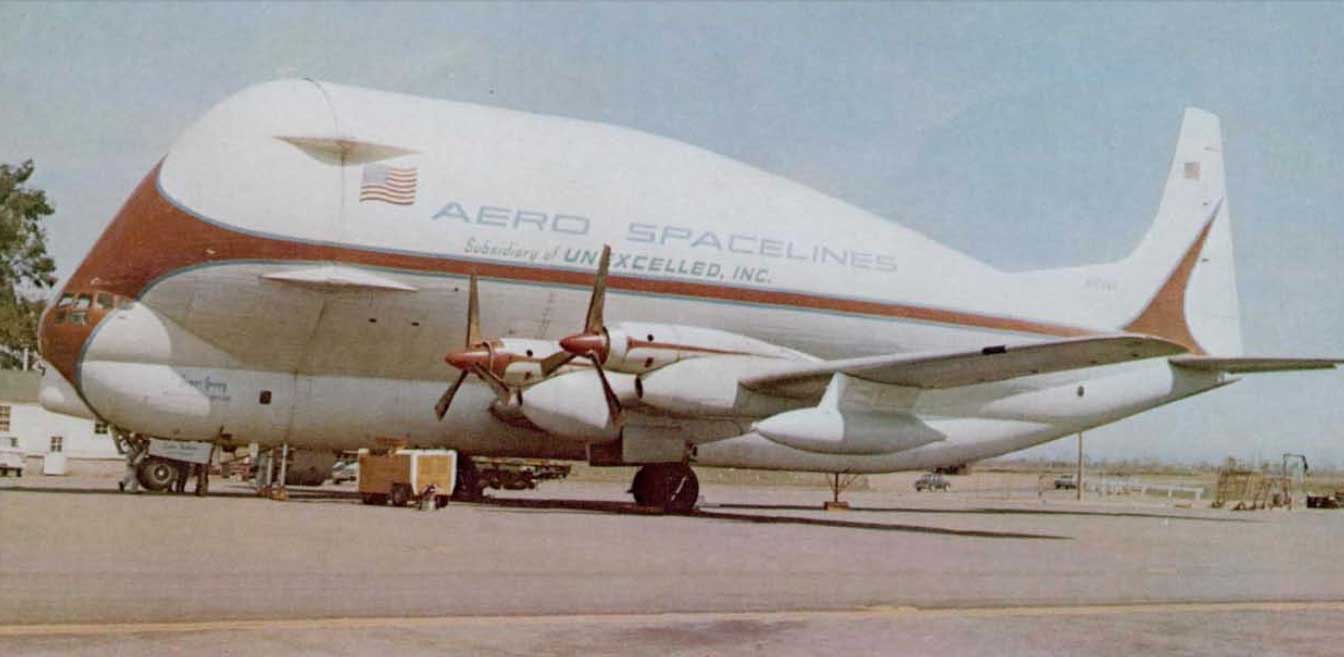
74,294,92,310
95,293,115,310
57,293,75,308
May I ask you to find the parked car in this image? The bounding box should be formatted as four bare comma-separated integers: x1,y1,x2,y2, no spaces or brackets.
0,436,24,477
331,460,359,485
1054,474,1077,490
914,472,950,492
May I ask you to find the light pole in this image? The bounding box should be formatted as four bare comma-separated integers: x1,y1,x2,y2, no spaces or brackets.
1076,432,1084,502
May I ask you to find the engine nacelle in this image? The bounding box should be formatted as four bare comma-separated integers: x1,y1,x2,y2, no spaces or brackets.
601,322,809,375
637,355,802,418
519,370,638,440
752,408,945,455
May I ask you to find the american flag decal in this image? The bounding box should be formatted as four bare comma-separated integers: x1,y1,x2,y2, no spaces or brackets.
359,164,418,205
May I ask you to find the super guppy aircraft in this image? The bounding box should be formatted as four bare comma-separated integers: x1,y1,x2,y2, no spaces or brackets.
37,80,1339,510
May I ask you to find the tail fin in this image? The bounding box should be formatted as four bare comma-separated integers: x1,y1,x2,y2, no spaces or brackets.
1121,108,1242,355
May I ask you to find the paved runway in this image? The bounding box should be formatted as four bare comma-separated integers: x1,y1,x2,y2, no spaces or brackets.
6,603,1343,657
3,474,1343,655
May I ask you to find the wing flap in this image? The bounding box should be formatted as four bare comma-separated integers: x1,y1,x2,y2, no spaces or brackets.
741,334,1187,398
1170,356,1343,373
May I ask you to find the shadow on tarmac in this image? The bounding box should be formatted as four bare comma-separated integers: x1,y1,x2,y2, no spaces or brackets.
12,484,1199,538
705,502,1247,523
477,496,1069,540
0,484,360,502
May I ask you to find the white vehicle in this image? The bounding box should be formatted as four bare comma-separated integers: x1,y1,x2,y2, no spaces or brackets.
0,436,24,477
37,80,1339,510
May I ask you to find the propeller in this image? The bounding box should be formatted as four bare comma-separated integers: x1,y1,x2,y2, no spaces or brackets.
540,244,612,376
538,244,624,427
434,274,512,420
433,370,470,420
586,348,624,426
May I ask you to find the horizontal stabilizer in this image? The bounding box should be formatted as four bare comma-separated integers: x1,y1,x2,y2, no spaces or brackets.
262,265,418,292
741,334,1187,398
1170,356,1343,373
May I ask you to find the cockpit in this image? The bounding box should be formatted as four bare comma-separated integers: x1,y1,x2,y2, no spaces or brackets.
49,290,134,326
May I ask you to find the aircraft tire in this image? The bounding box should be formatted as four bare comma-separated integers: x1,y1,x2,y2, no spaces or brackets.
452,455,483,501
631,463,699,514
390,484,412,507
136,458,178,492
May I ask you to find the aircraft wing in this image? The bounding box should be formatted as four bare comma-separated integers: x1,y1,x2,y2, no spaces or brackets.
1169,356,1343,373
740,334,1187,398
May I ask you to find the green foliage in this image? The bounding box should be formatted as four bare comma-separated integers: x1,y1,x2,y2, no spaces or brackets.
0,160,58,364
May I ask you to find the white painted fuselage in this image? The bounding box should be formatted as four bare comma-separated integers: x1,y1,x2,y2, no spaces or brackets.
41,80,1248,472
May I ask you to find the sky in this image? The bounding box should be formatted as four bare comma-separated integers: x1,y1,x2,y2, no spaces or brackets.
1,2,1341,466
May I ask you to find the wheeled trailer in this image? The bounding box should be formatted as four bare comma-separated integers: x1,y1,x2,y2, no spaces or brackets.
358,449,458,509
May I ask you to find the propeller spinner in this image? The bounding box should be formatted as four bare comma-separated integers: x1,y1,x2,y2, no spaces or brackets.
541,244,613,375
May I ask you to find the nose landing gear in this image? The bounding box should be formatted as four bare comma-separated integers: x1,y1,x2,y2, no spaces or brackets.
630,463,699,513
136,457,184,492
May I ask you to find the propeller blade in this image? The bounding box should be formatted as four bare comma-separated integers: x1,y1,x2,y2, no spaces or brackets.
582,245,611,333
465,273,482,347
434,369,470,420
540,350,578,376
586,350,624,426
471,364,512,404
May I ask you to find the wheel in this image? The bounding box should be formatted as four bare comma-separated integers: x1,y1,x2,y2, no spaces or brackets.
1,466,7,477
631,464,699,513
630,465,654,503
136,458,178,492
361,493,388,505
452,455,483,501
434,495,450,509
390,484,411,507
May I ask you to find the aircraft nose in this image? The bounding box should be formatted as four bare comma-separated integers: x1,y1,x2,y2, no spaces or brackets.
37,290,113,385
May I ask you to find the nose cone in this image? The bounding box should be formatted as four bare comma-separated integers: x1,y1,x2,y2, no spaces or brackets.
445,348,489,371
559,333,607,361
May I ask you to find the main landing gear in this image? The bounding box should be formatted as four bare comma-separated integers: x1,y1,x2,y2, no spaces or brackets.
630,463,699,513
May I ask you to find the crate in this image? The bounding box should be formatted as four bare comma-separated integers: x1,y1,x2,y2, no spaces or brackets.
357,449,457,507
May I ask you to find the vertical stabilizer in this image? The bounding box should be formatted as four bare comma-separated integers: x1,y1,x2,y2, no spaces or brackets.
1121,108,1242,355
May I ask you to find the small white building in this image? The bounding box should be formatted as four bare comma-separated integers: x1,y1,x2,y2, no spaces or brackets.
0,369,120,460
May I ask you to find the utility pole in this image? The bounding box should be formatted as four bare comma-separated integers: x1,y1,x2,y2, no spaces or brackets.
1076,432,1084,501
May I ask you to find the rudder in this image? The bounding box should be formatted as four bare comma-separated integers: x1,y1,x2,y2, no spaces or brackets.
1121,108,1243,356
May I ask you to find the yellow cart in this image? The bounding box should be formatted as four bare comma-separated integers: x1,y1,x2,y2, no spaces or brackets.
358,449,457,509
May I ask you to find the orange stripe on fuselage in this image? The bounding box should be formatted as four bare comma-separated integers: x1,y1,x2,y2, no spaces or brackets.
44,164,1099,382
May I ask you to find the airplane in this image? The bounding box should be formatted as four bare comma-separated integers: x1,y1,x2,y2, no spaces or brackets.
37,79,1339,511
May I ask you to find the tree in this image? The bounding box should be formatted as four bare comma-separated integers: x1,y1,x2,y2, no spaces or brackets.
0,160,58,368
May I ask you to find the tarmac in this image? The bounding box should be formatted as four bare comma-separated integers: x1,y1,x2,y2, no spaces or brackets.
3,468,1343,656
